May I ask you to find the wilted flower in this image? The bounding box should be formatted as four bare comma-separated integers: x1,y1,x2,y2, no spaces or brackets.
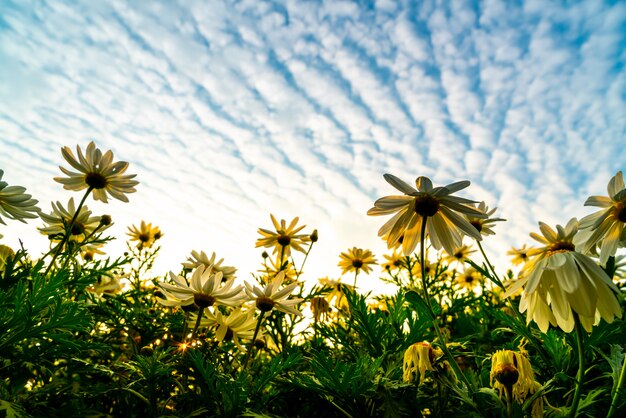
505,218,622,332
338,247,377,275
507,244,533,266
0,169,40,227
255,214,310,258
575,171,626,264
319,277,351,310
245,270,303,316
403,342,442,384
368,174,485,256
310,296,331,322
490,349,538,406
202,308,257,352
54,141,138,203
467,201,505,236
39,198,109,242
127,221,163,249
158,265,243,308
182,250,237,280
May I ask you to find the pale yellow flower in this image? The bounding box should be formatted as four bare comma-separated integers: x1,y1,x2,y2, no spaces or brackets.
259,256,298,284
127,221,163,249
443,244,476,266
368,174,484,256
381,249,405,272
182,250,237,280
507,244,534,266
0,169,40,226
319,277,351,310
54,141,138,203
490,349,537,404
467,201,505,236
81,243,106,261
202,308,257,352
158,265,243,308
39,198,109,242
338,247,377,275
0,244,15,272
455,267,483,291
505,218,622,332
403,342,442,384
245,270,303,316
575,171,626,264
255,214,310,258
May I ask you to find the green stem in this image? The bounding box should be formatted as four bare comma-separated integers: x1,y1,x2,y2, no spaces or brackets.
242,313,265,370
608,348,626,418
352,268,360,291
295,240,315,280
568,313,586,418
419,219,471,390
189,307,204,342
43,187,93,277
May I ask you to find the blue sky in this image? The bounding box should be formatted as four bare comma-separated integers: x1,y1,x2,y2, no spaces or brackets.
0,0,624,290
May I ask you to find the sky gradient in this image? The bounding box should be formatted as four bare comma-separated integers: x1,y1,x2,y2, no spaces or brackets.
1,0,624,290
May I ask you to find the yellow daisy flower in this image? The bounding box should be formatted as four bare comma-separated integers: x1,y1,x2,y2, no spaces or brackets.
455,267,483,291
338,247,377,275
367,174,484,256
403,342,442,384
310,296,331,322
381,249,405,272
54,141,138,203
575,171,626,264
245,270,303,316
505,218,622,333
127,220,163,249
39,198,109,242
0,169,40,226
158,265,243,308
182,250,237,280
443,244,476,266
0,244,15,273
467,201,505,236
259,256,298,284
255,214,310,258
490,349,537,404
319,277,351,310
81,243,106,261
202,308,257,352
507,244,534,266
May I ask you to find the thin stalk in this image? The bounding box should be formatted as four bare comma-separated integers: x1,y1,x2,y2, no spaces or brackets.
568,313,586,418
352,268,360,291
608,349,626,417
295,240,315,280
43,187,93,276
242,313,265,370
189,307,204,342
419,219,471,390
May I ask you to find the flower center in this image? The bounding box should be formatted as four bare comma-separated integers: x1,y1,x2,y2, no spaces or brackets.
352,259,363,269
548,241,575,254
256,296,275,312
465,276,474,283
494,364,519,387
470,220,482,232
85,172,108,189
70,222,85,236
277,234,291,247
414,193,440,217
194,293,216,308
615,203,626,223
223,328,233,341
138,233,150,243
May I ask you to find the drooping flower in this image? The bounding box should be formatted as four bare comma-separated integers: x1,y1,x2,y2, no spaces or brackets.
54,141,138,203
0,169,40,227
490,349,538,405
158,265,243,308
467,201,506,236
575,171,626,264
245,270,303,316
505,218,622,332
368,174,485,256
255,214,310,258
127,221,163,249
507,244,534,266
182,250,237,280
319,277,351,310
338,247,377,275
202,308,257,352
443,244,476,266
39,198,109,242
310,296,331,322
403,342,442,384
81,243,106,261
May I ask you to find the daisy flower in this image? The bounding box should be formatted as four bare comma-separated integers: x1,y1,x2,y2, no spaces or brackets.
0,169,40,226
575,171,626,264
245,270,303,316
255,214,310,258
455,267,483,291
182,250,237,280
403,342,442,384
490,349,538,405
443,244,476,266
39,198,108,242
467,201,505,236
203,308,257,352
127,220,163,249
338,247,377,275
505,218,622,333
158,265,243,308
368,174,484,256
54,141,138,203
381,249,405,272
507,244,534,266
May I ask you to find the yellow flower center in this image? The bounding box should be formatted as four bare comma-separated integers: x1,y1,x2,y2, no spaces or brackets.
85,172,108,189
277,234,291,247
548,241,575,254
256,296,276,312
615,202,626,223
414,193,440,217
194,294,216,308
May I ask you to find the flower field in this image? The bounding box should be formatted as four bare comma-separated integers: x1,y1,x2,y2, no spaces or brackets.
0,142,624,417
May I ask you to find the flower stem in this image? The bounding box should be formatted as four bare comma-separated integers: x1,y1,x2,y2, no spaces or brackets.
352,268,360,291
419,219,471,390
189,307,204,341
608,348,626,418
242,313,265,370
295,241,315,280
43,187,93,277
568,313,586,418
